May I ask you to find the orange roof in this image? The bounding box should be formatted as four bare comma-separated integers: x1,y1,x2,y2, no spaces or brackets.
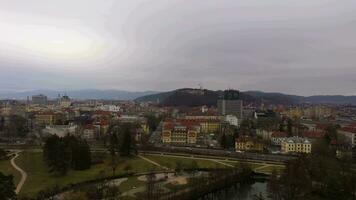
303,131,325,139
340,127,356,134
84,124,96,129
315,123,329,130
271,132,287,138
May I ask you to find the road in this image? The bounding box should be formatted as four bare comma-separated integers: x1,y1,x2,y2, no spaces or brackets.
10,151,27,194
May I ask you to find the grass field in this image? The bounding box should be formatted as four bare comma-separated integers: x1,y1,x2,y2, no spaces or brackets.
221,161,266,169
16,151,159,198
143,154,227,169
0,157,21,185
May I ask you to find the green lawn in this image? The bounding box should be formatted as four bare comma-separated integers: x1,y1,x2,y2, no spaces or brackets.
143,155,227,169
16,151,159,198
222,161,266,170
0,158,21,185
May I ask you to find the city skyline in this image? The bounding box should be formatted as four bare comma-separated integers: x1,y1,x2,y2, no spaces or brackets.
1,0,356,96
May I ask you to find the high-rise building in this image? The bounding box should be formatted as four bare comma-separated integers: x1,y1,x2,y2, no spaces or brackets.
217,90,243,118
32,94,48,106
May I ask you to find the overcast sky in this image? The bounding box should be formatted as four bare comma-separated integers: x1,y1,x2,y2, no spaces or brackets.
0,0,356,96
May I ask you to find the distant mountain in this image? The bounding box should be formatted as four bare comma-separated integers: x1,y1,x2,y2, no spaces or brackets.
135,89,356,106
303,95,356,104
0,89,159,100
243,91,302,105
136,88,259,107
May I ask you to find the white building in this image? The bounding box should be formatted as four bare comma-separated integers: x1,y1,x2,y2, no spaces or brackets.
97,105,121,112
42,125,77,137
270,132,288,146
281,137,312,154
339,128,356,147
225,115,239,127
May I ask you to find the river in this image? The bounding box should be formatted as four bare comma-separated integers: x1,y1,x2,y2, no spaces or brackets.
198,180,268,200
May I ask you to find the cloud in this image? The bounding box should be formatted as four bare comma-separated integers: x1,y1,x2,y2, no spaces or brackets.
0,0,355,95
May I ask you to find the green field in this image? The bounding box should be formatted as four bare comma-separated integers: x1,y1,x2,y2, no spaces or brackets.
15,151,159,198
0,157,21,185
143,154,227,169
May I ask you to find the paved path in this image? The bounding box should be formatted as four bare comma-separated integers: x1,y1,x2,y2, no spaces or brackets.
10,152,27,194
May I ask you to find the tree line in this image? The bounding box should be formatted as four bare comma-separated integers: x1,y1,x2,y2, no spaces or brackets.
43,135,91,175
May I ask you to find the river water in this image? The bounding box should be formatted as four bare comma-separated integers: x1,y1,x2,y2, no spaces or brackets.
198,180,268,200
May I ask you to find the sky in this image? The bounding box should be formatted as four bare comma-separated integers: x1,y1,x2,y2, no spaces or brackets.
0,0,356,96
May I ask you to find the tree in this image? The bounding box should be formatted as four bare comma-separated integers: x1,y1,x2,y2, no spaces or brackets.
5,115,29,138
108,131,120,176
0,148,7,160
220,133,227,149
0,116,5,132
267,169,281,200
145,114,161,132
43,135,91,175
0,172,16,200
287,118,293,137
119,123,133,156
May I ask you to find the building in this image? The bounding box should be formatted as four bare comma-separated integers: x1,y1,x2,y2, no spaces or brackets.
225,115,239,127
338,127,356,147
256,129,273,141
281,137,312,154
35,112,56,126
59,95,71,108
235,136,264,152
270,131,288,146
97,105,121,112
162,121,199,144
42,125,77,137
302,131,325,141
217,90,243,119
82,124,97,140
32,94,48,106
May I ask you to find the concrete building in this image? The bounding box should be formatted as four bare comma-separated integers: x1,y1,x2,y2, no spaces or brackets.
42,125,77,137
32,94,48,106
339,127,356,147
217,90,243,119
235,136,264,152
162,121,199,144
270,132,288,146
281,137,312,154
225,115,239,127
59,95,71,108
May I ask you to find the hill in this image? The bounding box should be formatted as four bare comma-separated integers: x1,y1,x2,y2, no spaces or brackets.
136,88,260,106
135,89,356,106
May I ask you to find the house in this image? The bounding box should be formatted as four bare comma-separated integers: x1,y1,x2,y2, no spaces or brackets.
338,127,356,148
35,111,57,126
281,137,312,154
270,132,288,146
161,121,199,144
82,124,97,140
235,136,264,152
302,131,325,141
